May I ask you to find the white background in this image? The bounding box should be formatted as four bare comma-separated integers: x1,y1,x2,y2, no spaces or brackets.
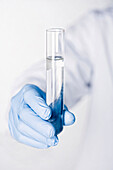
0,0,113,169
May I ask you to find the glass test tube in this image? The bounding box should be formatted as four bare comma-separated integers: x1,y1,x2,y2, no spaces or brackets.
46,28,65,134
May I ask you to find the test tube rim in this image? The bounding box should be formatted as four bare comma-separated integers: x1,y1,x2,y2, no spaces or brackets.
46,28,65,33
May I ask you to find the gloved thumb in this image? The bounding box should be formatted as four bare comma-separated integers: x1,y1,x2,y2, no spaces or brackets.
63,106,75,126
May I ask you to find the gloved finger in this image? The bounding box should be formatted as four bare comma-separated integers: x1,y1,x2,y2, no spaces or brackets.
9,122,49,149
22,84,46,100
8,109,49,149
19,106,55,138
22,121,58,146
23,85,51,120
17,119,58,146
63,110,75,126
9,109,58,147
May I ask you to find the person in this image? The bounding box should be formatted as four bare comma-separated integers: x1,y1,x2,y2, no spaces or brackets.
8,7,113,169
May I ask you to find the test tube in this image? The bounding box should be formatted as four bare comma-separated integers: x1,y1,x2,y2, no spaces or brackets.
46,28,65,134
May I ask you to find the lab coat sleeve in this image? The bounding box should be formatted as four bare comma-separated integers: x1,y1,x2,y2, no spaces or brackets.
64,12,95,108
12,12,96,109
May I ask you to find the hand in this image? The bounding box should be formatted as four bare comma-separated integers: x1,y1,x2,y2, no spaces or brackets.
8,84,75,149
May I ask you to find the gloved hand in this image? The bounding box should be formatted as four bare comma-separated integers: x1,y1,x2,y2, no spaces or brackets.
8,84,75,149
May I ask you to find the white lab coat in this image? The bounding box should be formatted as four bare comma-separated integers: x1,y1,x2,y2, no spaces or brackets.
1,7,113,170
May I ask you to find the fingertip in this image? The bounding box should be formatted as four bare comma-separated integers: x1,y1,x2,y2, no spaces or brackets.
49,126,55,138
47,136,59,146
71,113,76,124
54,137,59,146
43,107,52,120
64,110,76,126
69,111,76,125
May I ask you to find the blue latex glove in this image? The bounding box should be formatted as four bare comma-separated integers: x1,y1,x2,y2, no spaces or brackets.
8,84,75,149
